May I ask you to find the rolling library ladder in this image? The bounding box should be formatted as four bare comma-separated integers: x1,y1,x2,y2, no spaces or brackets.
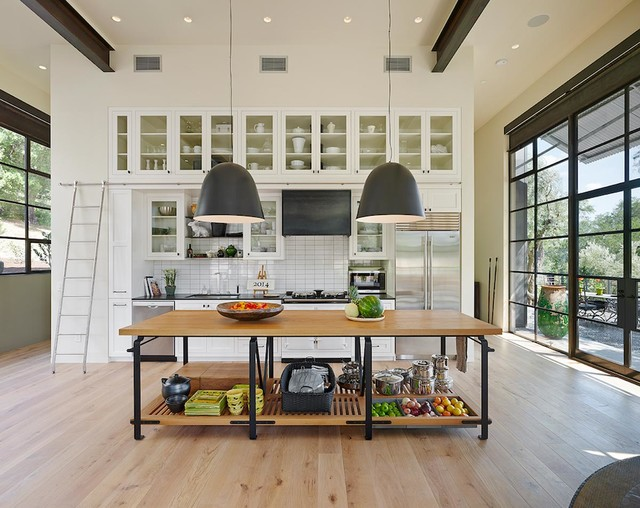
52,182,106,373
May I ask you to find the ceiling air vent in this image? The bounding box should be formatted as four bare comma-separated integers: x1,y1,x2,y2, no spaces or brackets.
260,56,288,73
134,55,162,72
384,56,412,73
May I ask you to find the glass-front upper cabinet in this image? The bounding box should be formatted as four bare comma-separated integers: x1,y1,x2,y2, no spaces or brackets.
354,112,388,173
395,112,423,173
243,194,283,259
136,112,172,174
282,113,313,173
109,110,131,176
349,193,388,259
319,113,350,174
176,113,204,175
146,194,185,259
242,112,277,174
210,113,235,170
426,110,459,179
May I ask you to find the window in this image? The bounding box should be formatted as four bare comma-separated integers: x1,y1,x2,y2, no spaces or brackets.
0,126,51,274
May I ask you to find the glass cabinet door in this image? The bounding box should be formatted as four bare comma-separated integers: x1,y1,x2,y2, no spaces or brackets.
177,114,204,174
427,112,456,175
244,197,282,258
397,113,423,173
283,113,313,173
356,113,387,173
110,111,131,176
243,113,277,173
350,195,387,259
148,196,183,259
138,113,170,174
210,114,234,169
319,113,349,174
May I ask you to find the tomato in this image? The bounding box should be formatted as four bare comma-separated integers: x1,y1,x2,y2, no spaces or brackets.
230,301,268,310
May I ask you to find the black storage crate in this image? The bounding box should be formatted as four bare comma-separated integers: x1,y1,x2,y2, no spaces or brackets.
280,361,336,413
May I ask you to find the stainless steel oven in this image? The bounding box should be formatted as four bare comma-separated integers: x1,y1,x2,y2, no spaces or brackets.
348,268,386,294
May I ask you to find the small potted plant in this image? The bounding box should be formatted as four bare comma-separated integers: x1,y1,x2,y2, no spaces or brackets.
163,268,177,297
594,279,605,295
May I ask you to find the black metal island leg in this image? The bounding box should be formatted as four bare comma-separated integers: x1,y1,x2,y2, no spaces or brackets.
249,337,257,440
478,335,494,440
364,336,373,440
132,336,144,440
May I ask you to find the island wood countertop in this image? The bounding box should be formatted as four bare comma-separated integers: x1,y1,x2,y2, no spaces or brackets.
120,309,501,338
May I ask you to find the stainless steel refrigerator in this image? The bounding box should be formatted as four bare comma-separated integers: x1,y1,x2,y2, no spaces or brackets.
395,217,461,359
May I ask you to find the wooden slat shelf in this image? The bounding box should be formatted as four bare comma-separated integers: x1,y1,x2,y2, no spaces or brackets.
139,379,480,428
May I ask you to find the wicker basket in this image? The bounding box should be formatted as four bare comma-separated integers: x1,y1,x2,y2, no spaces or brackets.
280,361,336,413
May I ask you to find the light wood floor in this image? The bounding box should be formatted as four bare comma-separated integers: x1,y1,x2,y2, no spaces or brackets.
1,335,640,508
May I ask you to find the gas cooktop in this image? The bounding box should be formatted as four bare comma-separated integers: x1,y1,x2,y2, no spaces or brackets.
282,290,349,303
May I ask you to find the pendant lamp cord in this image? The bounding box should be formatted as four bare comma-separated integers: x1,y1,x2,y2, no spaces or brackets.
387,0,393,163
228,0,234,158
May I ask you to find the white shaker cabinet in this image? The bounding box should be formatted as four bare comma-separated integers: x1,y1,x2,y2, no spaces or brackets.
109,189,132,297
109,300,132,359
243,194,283,259
146,193,185,260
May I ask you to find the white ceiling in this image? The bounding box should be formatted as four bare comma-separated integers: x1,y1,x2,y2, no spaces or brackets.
0,0,634,129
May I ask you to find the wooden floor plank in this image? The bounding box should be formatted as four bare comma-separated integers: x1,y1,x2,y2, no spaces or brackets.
0,335,639,507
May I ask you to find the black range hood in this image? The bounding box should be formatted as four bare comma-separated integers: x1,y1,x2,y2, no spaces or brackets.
281,190,351,236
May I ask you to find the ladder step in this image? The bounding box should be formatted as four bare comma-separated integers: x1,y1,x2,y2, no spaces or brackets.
56,333,85,336
59,314,89,317
67,258,95,261
62,295,90,298
65,276,92,279
69,240,96,243
74,205,100,209
54,353,85,356
71,222,99,226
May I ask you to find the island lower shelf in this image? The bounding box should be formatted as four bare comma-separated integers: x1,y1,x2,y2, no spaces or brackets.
137,379,480,428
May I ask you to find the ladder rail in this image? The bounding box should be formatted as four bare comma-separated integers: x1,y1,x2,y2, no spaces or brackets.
81,183,106,373
52,182,79,373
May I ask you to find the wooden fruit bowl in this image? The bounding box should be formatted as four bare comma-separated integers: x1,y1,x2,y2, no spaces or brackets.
216,302,284,321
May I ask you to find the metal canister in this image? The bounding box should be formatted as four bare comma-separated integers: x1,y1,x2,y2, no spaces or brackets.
411,360,433,379
411,376,435,395
431,354,449,370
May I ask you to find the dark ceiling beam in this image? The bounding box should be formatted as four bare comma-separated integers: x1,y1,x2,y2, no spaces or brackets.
432,0,490,73
21,0,114,72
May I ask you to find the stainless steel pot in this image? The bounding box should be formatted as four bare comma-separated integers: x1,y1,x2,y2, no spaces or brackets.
411,360,433,379
411,376,435,395
373,371,403,395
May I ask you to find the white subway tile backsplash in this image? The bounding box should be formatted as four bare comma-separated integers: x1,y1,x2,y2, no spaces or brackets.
153,236,349,294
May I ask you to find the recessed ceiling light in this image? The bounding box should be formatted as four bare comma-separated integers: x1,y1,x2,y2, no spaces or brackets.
111,16,121,23
344,16,352,24
480,80,487,85
527,14,550,28
495,58,508,66
414,17,423,24
263,16,272,23
511,43,520,50
184,16,192,23
38,65,47,70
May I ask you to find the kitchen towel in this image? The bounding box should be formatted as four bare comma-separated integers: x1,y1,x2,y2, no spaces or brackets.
456,336,467,373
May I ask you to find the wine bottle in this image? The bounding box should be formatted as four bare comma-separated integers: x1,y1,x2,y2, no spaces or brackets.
187,243,193,258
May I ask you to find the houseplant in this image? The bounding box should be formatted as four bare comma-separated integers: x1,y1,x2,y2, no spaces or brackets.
163,268,176,297
594,279,605,295
537,285,568,339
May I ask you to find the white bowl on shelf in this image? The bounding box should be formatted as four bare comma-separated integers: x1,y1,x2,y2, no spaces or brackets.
290,159,304,167
247,147,260,153
325,147,341,154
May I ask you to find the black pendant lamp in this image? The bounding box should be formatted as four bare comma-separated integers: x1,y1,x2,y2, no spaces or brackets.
193,0,264,225
356,0,424,224
194,162,264,223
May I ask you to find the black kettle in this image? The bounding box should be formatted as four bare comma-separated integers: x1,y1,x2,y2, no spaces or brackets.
161,373,191,399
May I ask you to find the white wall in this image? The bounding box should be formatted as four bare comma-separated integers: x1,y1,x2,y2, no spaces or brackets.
50,42,475,362
474,0,640,328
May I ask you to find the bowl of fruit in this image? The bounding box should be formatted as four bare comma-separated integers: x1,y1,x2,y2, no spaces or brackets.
344,286,385,321
216,301,284,321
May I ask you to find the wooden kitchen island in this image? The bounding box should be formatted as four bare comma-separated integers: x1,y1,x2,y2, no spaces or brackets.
120,309,500,441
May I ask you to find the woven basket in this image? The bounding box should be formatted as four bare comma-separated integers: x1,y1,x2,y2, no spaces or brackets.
280,361,336,413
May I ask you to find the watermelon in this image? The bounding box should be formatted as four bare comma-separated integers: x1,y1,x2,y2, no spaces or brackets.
357,295,384,318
